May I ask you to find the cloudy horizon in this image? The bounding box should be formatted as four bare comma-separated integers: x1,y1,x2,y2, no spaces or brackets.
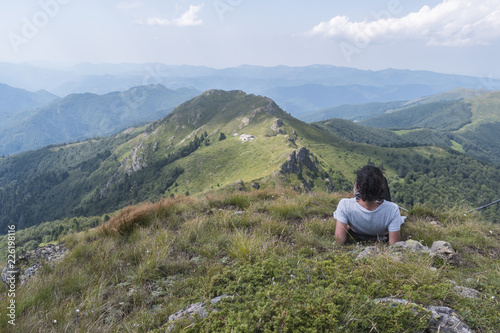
0,0,499,78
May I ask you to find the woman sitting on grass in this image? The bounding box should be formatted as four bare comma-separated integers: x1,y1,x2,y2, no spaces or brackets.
334,165,403,245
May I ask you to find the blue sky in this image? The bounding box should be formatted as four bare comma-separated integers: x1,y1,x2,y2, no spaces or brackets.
1,0,499,78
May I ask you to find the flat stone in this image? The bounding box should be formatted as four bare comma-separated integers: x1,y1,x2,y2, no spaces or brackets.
391,239,430,252
453,285,481,299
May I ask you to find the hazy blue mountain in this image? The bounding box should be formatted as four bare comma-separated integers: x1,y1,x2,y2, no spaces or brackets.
0,85,200,156
263,84,433,116
2,63,500,115
299,101,405,123
0,83,58,129
0,62,72,93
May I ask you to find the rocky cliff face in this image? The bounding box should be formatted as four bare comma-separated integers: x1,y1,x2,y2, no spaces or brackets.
281,147,318,176
279,147,321,191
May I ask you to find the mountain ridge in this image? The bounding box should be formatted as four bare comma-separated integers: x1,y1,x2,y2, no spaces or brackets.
2,62,499,115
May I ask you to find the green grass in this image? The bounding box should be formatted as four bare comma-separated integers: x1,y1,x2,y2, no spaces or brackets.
450,140,465,153
393,129,418,135
1,189,499,332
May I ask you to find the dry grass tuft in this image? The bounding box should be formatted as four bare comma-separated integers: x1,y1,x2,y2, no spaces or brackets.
98,196,195,235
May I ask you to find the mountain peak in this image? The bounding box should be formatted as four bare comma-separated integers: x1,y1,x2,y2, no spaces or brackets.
165,90,289,129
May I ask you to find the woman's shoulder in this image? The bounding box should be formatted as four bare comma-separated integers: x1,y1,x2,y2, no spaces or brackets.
339,197,357,205
380,200,401,212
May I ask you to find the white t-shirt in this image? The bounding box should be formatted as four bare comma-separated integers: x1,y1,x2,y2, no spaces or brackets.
333,198,402,236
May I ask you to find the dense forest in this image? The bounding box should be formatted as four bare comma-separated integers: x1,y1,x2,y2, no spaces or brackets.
385,151,500,221
312,119,452,148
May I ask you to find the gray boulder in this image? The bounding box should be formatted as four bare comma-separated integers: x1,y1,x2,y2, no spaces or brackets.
430,241,458,263
375,298,473,333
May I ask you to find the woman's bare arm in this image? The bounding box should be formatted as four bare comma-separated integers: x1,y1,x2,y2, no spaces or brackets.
335,221,350,244
388,231,400,245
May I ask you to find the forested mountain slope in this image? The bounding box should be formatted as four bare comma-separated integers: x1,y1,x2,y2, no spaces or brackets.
312,119,452,148
357,91,500,164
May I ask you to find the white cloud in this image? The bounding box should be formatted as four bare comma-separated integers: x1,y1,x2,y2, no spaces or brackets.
116,1,143,10
309,0,500,46
144,5,204,27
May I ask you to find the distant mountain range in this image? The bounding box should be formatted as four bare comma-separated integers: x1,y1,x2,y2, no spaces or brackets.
2,63,500,115
0,84,199,156
1,90,499,232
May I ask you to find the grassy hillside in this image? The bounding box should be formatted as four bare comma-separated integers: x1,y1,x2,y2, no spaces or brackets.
398,87,490,109
2,90,500,331
1,189,499,332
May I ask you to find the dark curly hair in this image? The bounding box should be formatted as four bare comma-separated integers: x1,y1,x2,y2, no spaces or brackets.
356,165,385,202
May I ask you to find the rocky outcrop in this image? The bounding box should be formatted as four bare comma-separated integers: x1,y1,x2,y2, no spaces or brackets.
168,295,232,322
449,280,481,300
390,240,460,264
101,140,148,197
260,99,282,116
271,118,285,134
375,298,473,333
1,244,68,287
251,182,260,190
279,147,320,191
234,179,245,191
125,144,148,175
355,240,460,263
430,241,458,262
281,147,318,175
